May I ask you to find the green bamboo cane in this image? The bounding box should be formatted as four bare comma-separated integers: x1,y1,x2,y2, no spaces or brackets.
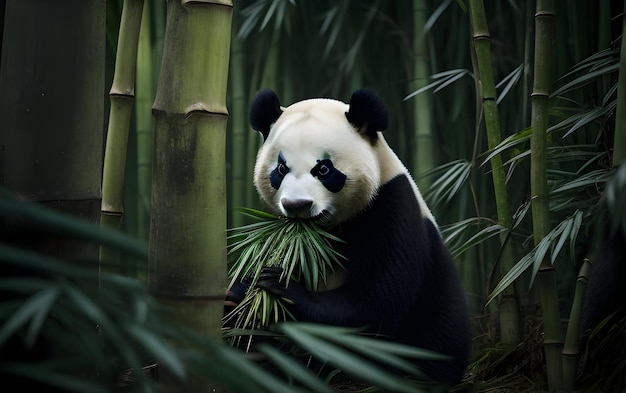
530,2,563,391
412,0,435,188
135,1,155,245
613,0,626,165
245,29,280,211
229,30,248,228
468,0,521,344
562,258,592,392
100,0,145,273
149,2,231,390
0,0,105,260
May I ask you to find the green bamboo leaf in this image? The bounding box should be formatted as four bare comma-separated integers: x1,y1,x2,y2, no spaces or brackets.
210,340,297,393
486,251,534,306
569,210,584,265
403,69,470,101
451,224,507,258
423,0,452,31
279,323,433,392
0,193,148,260
552,169,612,194
1,363,108,393
496,64,523,104
551,62,620,97
558,47,618,79
440,217,481,245
551,215,574,263
316,331,441,376
259,344,335,393
0,286,60,347
125,324,186,379
561,105,615,139
0,277,50,293
481,127,532,167
530,230,555,281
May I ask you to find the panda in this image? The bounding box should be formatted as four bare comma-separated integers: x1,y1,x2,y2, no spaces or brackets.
233,87,471,385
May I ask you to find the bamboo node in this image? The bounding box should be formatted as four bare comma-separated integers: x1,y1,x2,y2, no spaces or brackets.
472,33,491,41
535,11,556,19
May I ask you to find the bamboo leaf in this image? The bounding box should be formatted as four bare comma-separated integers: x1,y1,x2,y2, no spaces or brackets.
279,323,429,392
259,344,335,393
0,286,59,348
125,324,186,379
486,251,534,306
496,64,523,104
403,69,470,101
481,127,532,167
551,62,620,97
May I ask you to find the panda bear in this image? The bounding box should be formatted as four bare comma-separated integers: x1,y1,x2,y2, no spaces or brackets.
234,87,471,385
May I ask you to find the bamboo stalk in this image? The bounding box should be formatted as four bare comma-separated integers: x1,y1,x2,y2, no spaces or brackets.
530,2,563,391
562,258,592,392
135,1,155,245
229,30,247,228
0,0,105,261
100,0,145,273
613,0,626,165
149,2,232,390
468,0,521,344
412,0,434,188
149,0,232,352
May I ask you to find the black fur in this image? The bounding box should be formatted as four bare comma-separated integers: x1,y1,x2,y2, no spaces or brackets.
258,174,471,384
250,88,282,140
345,88,389,143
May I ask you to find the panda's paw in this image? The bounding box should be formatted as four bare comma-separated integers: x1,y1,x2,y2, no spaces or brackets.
256,267,309,305
225,278,252,305
256,266,288,298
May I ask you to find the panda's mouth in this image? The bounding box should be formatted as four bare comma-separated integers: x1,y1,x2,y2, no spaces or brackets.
311,209,334,227
281,210,332,225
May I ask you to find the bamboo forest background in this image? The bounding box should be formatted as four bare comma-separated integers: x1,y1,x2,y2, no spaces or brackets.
2,0,625,391
113,0,622,320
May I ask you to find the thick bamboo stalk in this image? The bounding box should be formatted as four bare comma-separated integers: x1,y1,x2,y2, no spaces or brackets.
613,0,626,165
530,2,562,391
149,3,231,390
0,0,105,260
100,0,145,272
468,0,521,344
149,0,232,344
562,258,592,392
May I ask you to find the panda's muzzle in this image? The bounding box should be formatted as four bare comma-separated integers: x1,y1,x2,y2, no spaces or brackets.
281,197,313,217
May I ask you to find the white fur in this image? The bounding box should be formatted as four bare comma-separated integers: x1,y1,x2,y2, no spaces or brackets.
254,97,436,226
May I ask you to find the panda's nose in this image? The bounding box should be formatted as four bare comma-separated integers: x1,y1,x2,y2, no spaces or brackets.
281,198,313,215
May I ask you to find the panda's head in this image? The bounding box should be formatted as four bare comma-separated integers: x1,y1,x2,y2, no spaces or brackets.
250,88,389,226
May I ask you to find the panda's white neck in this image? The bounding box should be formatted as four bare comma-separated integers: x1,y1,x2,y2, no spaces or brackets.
374,134,437,226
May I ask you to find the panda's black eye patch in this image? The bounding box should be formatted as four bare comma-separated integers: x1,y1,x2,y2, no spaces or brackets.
311,159,346,193
270,152,289,189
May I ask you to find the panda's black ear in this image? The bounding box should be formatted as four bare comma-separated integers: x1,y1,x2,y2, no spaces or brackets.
250,88,283,140
345,88,389,141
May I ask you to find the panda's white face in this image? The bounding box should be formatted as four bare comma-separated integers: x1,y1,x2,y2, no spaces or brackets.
253,98,381,226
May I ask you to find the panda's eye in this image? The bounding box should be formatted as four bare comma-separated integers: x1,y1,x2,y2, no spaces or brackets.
316,164,330,179
270,152,289,190
311,158,347,193
277,162,288,176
